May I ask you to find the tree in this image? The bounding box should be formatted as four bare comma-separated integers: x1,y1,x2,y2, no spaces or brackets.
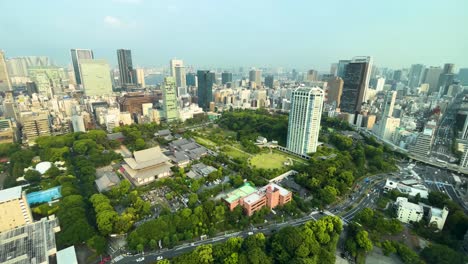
135,138,146,150
381,240,396,256
421,243,467,264
188,193,199,207
355,230,373,253
24,169,42,182
87,235,107,255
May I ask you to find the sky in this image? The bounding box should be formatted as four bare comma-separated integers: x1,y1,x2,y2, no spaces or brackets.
1,0,467,71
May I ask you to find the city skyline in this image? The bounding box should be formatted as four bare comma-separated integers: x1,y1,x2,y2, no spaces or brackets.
1,0,467,70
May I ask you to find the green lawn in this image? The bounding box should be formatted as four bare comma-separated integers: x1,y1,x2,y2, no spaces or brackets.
249,152,291,170
223,146,251,160
194,136,217,148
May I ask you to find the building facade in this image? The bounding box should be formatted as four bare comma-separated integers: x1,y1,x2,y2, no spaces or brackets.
117,49,136,88
0,51,12,92
197,70,214,110
70,49,94,85
79,59,113,96
162,77,179,122
340,56,372,114
286,87,324,155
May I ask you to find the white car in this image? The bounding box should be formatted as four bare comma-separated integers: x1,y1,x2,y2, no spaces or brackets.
136,257,145,262
157,256,164,260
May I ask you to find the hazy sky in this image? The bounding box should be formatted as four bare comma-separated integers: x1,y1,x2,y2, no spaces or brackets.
1,0,467,71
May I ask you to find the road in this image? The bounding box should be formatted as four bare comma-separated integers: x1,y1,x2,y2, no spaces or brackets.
114,173,391,263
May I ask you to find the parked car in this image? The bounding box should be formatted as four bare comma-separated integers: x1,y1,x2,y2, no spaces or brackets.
136,257,145,262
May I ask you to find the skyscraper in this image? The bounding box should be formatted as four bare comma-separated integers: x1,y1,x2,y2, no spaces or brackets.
264,75,274,89
326,76,343,107
249,69,262,88
170,59,183,78
423,66,443,94
79,59,113,96
375,77,386,92
186,72,197,87
408,64,425,89
458,68,468,86
174,66,186,90
340,56,372,114
70,49,94,85
337,60,350,78
6,56,50,77
437,63,455,96
330,63,338,76
197,70,214,110
162,77,179,122
0,51,12,91
117,49,136,88
306,70,318,81
286,87,324,155
381,91,396,118
221,72,233,85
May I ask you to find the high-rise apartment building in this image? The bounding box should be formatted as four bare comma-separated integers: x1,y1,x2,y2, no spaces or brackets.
340,56,372,114
286,87,324,155
197,70,214,110
326,76,343,107
117,49,136,88
20,111,51,144
221,72,233,85
0,51,12,91
408,64,425,89
70,49,94,85
423,66,443,94
79,59,113,96
162,77,179,122
249,69,262,88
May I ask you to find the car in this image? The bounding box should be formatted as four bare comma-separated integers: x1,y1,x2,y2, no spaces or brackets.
157,256,164,260
248,232,254,235
136,257,145,262
190,243,195,246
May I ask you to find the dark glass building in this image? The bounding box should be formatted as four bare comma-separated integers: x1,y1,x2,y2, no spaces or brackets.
340,57,372,114
186,72,196,86
197,70,214,110
117,49,136,88
221,72,233,85
265,75,274,88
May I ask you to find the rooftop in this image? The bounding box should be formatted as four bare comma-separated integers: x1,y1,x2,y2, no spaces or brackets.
125,146,171,170
56,246,78,264
0,186,22,204
0,217,59,264
224,183,257,203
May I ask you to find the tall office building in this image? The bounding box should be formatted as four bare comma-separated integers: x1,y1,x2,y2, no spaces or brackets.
221,72,233,85
381,91,396,118
375,77,386,91
326,76,343,107
337,60,350,78
186,72,197,87
0,51,12,91
286,87,324,155
70,49,94,85
423,66,443,94
249,69,262,87
330,63,338,76
28,67,67,97
408,64,425,89
197,70,214,110
162,77,178,122
174,66,186,90
340,56,372,114
136,68,145,88
458,68,468,86
393,70,403,82
79,59,113,96
438,63,455,96
6,56,50,77
306,70,318,81
117,49,136,88
170,59,183,78
265,75,274,89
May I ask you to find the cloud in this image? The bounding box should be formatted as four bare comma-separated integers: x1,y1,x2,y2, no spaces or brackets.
104,16,123,28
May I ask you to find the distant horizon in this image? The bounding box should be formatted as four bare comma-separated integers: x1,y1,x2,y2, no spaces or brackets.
1,0,467,71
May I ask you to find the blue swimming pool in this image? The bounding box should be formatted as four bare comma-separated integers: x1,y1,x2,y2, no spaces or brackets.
26,186,62,205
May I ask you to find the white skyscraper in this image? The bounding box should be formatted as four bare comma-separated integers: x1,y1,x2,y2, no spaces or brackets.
286,87,324,155
375,77,385,91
